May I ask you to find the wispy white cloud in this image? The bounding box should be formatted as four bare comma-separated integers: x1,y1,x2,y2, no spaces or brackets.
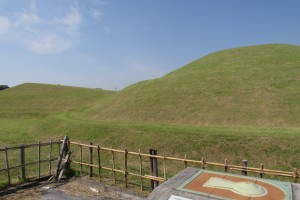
15,12,42,28
0,16,12,34
53,7,81,35
28,33,73,54
89,0,108,6
52,7,80,27
0,1,106,54
90,9,102,20
29,0,37,12
0,4,81,54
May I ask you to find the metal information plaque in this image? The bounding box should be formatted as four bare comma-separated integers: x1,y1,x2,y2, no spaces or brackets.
147,168,299,200
168,195,192,200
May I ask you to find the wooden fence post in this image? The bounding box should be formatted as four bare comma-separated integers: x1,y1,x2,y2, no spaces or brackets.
111,147,116,184
260,164,264,178
184,154,187,169
97,145,101,182
38,142,41,178
124,149,128,188
54,135,69,180
149,149,159,189
293,168,298,183
89,142,93,177
65,140,70,171
224,158,228,173
20,144,26,180
80,141,83,175
58,141,61,157
163,152,166,181
49,140,53,175
139,149,143,191
153,151,159,188
4,147,11,185
242,159,247,176
149,149,154,190
201,158,206,169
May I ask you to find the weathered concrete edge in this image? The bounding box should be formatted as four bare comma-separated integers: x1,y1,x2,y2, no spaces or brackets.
292,183,300,200
147,167,211,200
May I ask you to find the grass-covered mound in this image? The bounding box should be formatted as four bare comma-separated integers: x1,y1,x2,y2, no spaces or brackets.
83,44,300,128
0,83,114,118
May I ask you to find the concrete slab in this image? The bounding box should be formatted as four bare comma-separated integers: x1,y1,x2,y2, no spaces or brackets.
292,183,300,200
42,190,85,200
147,167,299,200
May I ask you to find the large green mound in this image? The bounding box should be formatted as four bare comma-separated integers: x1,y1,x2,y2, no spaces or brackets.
83,44,300,127
0,83,114,118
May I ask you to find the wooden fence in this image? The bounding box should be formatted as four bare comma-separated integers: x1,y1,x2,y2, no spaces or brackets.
0,140,61,186
1,138,299,191
68,140,299,191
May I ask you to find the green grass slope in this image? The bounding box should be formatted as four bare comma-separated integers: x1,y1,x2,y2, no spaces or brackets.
0,83,114,118
83,44,300,128
0,45,299,178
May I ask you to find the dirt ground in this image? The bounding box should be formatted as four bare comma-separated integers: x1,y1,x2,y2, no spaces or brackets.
0,178,146,200
0,186,41,200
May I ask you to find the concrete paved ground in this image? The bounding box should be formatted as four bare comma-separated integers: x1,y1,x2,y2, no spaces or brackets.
0,177,146,200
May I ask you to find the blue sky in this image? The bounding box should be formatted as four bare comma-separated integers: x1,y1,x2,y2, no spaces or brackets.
0,0,300,90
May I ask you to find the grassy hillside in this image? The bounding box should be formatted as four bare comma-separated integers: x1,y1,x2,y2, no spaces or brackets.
0,83,114,118
0,44,299,180
0,83,114,145
83,44,300,128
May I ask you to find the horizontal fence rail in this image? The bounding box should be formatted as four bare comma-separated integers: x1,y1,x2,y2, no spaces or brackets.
68,140,299,191
0,140,61,187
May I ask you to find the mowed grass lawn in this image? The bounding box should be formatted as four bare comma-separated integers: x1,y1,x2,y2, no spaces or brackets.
1,113,299,173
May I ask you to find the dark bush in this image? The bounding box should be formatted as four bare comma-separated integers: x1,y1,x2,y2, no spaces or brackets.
0,85,9,90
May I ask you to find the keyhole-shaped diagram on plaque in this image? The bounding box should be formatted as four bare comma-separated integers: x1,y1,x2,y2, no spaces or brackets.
176,170,293,200
203,177,268,197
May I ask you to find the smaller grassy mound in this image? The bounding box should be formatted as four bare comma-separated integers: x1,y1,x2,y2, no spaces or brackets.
0,83,114,118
